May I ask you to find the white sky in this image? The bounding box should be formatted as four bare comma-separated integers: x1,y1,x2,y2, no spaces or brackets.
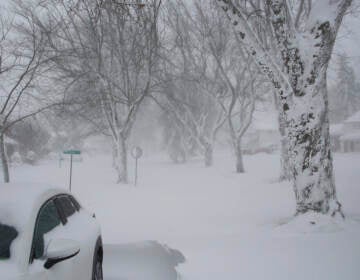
1,0,359,80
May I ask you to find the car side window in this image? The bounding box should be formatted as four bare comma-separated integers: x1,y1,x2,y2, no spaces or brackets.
0,224,18,260
56,196,77,219
69,195,81,212
32,200,62,260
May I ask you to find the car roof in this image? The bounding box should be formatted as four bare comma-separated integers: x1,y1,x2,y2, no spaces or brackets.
0,183,69,232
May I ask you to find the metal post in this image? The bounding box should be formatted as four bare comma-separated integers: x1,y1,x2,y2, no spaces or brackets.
134,157,138,186
69,154,73,192
131,146,142,187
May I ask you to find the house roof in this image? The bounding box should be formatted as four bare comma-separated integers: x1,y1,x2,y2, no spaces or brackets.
340,132,360,141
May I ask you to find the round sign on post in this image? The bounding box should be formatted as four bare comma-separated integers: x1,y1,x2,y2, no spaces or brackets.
131,146,143,159
131,146,143,186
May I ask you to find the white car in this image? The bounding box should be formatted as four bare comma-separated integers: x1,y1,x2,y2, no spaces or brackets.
0,184,103,280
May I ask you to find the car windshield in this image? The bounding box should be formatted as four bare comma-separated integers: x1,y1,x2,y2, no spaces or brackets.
0,223,18,260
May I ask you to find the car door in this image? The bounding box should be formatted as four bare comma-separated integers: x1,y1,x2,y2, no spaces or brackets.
27,197,76,280
54,194,98,280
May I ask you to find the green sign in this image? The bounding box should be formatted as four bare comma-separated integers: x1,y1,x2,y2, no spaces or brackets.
63,150,81,155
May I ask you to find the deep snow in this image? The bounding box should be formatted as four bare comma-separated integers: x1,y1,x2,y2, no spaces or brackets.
6,151,360,279
103,241,184,280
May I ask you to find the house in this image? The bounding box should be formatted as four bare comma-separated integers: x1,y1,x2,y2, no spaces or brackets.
4,136,18,159
242,111,280,154
340,111,360,152
330,111,360,153
330,123,343,152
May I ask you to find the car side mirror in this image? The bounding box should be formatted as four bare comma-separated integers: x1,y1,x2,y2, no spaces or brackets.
44,239,80,269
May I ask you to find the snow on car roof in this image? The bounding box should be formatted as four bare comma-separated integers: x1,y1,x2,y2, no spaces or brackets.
0,183,67,232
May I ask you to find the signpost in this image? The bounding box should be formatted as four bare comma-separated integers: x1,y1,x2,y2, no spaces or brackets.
59,153,64,168
63,150,81,192
131,146,143,186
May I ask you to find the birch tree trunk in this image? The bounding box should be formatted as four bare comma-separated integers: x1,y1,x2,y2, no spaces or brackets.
229,118,246,173
273,91,291,181
217,0,351,216
235,139,245,173
204,142,213,167
279,138,291,181
268,2,347,216
278,111,291,181
114,136,128,184
286,71,341,215
0,132,10,183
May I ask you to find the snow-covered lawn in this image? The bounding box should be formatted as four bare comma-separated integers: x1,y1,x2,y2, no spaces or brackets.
9,151,360,279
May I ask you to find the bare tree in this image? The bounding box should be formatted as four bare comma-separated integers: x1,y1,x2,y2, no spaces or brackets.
27,0,161,183
329,54,360,122
277,99,292,181
153,74,226,166
156,0,227,167
193,1,267,173
93,0,161,183
0,7,52,183
217,0,352,216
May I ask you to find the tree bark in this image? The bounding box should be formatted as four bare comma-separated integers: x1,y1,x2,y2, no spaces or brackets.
286,72,343,216
279,137,291,181
204,142,213,167
235,139,245,173
278,111,291,181
267,1,346,216
114,136,128,184
216,0,349,216
0,132,10,183
273,91,292,181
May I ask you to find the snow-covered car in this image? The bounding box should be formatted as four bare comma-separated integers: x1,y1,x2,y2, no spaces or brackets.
0,184,103,280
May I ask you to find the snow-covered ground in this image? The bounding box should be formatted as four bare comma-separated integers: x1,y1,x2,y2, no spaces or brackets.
103,241,184,280
8,151,360,279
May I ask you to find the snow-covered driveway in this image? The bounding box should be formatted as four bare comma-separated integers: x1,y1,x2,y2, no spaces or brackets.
8,151,360,279
103,241,184,280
